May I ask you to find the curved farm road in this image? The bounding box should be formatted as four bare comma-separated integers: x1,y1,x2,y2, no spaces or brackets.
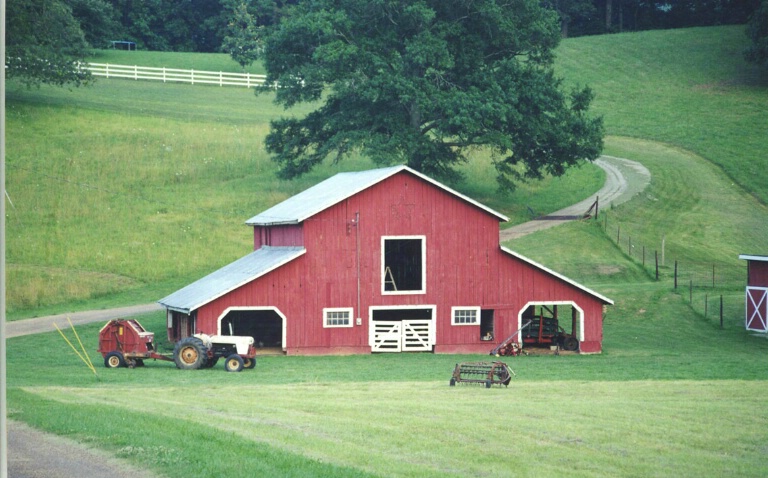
5,154,649,478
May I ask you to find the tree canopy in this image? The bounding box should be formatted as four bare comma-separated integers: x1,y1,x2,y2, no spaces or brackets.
6,0,95,86
257,0,604,189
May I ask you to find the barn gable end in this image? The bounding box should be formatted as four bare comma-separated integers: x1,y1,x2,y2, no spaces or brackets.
160,165,612,354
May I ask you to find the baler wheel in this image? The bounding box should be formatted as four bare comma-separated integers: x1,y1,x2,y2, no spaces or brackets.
243,357,256,369
105,352,125,368
173,337,209,370
224,354,244,372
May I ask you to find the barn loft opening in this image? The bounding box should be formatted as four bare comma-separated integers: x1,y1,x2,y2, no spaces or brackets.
383,237,425,292
220,309,284,352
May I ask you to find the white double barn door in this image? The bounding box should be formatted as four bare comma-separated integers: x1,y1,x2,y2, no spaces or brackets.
371,320,434,352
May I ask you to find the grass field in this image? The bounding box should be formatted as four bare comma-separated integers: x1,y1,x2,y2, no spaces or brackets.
6,25,768,477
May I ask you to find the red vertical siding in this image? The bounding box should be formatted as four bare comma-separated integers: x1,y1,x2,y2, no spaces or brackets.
192,170,609,355
748,261,768,288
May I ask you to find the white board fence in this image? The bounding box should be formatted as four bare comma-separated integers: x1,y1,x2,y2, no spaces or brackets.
86,63,269,88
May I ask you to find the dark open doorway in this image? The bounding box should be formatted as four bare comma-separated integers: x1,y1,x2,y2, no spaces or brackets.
219,309,285,352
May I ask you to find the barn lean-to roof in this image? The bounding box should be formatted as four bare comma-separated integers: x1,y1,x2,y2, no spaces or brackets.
501,246,614,305
158,246,305,314
245,164,509,226
739,254,768,262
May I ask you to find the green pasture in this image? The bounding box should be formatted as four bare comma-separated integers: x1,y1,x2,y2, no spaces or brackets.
6,25,768,477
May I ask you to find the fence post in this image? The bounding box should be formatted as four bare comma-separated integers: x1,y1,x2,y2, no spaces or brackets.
642,245,646,267
628,236,632,256
617,225,620,243
712,264,715,288
655,251,659,281
689,280,693,303
720,295,724,329
674,260,678,289
705,293,708,317
594,196,599,220
134,65,138,80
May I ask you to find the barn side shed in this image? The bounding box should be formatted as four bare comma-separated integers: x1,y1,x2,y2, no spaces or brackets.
739,254,768,332
159,165,613,355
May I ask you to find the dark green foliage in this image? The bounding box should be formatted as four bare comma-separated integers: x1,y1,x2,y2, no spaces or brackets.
745,0,768,68
6,0,93,87
221,2,262,69
258,0,604,190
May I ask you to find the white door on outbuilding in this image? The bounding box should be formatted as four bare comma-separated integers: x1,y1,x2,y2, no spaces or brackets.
746,287,768,332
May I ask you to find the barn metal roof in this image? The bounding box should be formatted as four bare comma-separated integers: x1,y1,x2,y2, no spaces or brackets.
158,246,306,314
501,246,614,305
245,165,509,226
739,254,768,262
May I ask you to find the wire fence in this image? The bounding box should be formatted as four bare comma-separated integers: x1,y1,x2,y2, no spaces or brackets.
601,213,747,330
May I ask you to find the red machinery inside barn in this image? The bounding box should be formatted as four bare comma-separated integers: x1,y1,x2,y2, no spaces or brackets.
521,305,579,351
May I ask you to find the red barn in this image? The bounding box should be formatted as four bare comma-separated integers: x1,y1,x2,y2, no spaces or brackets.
739,254,768,332
159,165,612,355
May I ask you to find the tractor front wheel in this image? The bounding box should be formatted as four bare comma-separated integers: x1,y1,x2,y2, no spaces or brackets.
104,352,125,368
243,357,256,369
173,337,209,370
224,354,244,372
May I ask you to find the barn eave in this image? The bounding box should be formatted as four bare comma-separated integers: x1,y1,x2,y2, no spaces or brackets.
501,246,614,305
158,246,306,314
739,254,768,262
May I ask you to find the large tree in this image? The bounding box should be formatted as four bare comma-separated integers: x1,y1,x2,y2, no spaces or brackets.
7,0,93,86
257,0,604,190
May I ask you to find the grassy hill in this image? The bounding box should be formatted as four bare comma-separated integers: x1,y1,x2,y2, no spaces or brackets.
6,25,768,477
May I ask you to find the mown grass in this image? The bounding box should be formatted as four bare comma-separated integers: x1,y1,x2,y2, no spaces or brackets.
557,25,768,205
6,25,768,477
87,48,267,74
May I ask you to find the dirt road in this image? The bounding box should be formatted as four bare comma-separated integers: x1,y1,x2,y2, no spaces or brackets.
5,154,649,478
501,155,650,241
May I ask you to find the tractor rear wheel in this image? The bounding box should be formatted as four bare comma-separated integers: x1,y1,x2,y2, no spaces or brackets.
224,354,244,372
104,352,125,368
173,337,209,370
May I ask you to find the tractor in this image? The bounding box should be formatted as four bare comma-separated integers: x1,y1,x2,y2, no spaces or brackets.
97,319,257,372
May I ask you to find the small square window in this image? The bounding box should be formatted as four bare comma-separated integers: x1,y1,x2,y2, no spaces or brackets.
452,307,480,325
324,308,353,328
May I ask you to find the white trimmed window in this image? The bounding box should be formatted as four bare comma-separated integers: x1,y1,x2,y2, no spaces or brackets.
452,307,480,325
323,308,353,328
381,235,426,295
